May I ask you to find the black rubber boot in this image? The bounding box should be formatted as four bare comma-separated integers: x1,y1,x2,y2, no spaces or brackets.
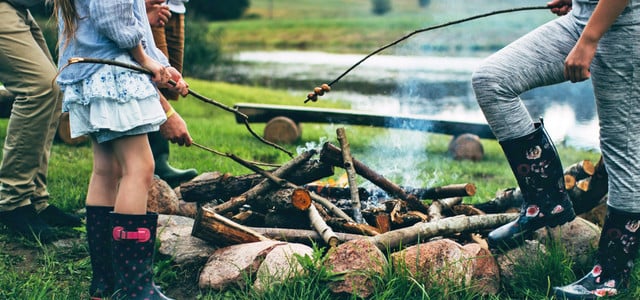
110,212,173,300
38,204,82,227
148,131,197,188
0,205,55,243
487,123,575,249
86,206,114,299
554,206,640,299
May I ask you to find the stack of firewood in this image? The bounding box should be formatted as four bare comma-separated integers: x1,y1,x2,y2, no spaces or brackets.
179,129,606,250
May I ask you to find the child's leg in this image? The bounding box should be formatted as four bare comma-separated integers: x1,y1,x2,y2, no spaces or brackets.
111,134,155,215
86,138,121,208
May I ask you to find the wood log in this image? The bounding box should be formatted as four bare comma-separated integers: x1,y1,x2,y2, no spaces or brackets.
308,203,339,247
336,127,364,224
564,174,577,191
326,218,380,236
249,227,364,246
212,149,316,214
405,183,476,199
320,142,430,214
564,159,595,182
569,156,608,215
263,116,301,144
252,187,312,212
367,213,518,251
371,212,391,233
392,211,428,228
473,188,523,214
427,197,463,222
230,209,265,226
448,133,484,161
180,159,334,203
191,205,271,247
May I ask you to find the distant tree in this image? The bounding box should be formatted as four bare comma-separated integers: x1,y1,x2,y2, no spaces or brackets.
419,0,431,8
371,0,391,15
189,0,251,21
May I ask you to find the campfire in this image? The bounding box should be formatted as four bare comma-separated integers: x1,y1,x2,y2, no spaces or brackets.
148,127,607,297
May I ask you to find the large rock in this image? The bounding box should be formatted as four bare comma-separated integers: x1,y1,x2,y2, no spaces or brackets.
324,239,387,298
148,176,179,215
495,240,546,288
253,243,314,291
198,240,286,290
391,239,500,295
157,215,217,271
533,216,601,267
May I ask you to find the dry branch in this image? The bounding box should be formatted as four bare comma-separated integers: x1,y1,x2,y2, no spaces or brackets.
309,204,339,247
406,183,476,199
367,213,518,251
336,128,364,224
249,226,364,245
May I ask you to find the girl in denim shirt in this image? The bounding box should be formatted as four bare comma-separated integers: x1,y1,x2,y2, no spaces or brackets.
54,0,188,299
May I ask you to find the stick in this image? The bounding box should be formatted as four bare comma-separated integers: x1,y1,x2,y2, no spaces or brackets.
336,128,364,224
308,204,339,247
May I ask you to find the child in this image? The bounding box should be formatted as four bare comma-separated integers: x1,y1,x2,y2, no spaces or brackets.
54,0,189,299
471,0,640,298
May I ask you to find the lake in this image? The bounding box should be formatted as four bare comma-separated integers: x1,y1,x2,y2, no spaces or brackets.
219,50,600,152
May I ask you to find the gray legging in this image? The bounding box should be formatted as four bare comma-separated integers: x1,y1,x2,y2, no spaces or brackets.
471,5,640,212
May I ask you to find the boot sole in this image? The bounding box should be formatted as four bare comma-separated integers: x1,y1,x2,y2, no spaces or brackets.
489,207,576,250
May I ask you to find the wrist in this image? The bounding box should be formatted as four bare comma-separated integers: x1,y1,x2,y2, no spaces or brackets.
166,106,176,118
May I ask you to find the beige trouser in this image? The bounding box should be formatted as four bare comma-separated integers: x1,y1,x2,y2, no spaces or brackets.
0,3,62,212
152,13,185,100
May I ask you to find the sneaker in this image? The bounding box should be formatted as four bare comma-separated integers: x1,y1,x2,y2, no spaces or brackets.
0,205,55,243
38,205,83,227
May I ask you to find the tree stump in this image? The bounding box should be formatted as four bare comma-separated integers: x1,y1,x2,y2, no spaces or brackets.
57,112,89,146
263,116,301,144
448,133,484,161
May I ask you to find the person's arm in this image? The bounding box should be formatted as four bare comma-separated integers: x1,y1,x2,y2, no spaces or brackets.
146,0,171,27
158,92,193,146
547,0,572,16
564,0,629,82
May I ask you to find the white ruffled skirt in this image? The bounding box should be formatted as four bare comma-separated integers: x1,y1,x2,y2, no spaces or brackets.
61,55,166,143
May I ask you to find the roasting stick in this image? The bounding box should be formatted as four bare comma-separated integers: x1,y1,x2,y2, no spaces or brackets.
64,57,293,157
304,4,554,103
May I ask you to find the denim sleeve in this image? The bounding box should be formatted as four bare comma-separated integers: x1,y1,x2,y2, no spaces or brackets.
89,0,143,49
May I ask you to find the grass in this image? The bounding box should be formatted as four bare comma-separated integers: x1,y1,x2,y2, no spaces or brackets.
0,0,630,299
0,79,609,299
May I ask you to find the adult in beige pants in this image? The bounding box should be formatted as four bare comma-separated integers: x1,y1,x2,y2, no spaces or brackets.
0,0,80,243
146,0,197,188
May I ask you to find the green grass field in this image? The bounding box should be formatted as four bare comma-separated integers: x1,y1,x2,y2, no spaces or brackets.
0,1,626,299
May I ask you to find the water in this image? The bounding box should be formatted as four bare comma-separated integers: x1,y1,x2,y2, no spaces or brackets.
223,50,600,152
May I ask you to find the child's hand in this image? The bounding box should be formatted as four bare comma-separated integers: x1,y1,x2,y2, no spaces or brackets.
162,67,189,97
144,60,171,85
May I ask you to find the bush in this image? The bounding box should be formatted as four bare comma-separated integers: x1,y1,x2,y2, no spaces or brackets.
371,0,391,15
183,20,224,77
188,0,250,21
